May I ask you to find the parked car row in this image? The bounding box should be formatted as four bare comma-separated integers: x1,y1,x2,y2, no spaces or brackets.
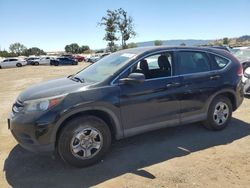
0,56,79,69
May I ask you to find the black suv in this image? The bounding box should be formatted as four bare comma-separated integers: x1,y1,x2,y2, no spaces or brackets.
9,47,244,167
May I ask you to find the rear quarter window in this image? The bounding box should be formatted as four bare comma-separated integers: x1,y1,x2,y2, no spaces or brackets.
210,54,230,69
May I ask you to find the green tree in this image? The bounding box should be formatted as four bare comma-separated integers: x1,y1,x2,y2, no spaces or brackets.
154,40,163,46
180,43,186,46
9,43,27,55
99,10,119,52
80,45,90,53
127,42,138,48
0,50,16,57
223,37,229,45
65,43,80,54
117,8,136,49
23,47,46,56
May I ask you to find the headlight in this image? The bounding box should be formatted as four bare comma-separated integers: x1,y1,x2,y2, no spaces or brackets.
23,95,66,112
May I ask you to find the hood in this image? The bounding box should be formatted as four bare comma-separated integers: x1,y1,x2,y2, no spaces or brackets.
18,77,89,102
239,57,250,63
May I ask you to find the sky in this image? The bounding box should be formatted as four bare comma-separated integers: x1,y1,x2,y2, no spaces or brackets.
0,0,250,51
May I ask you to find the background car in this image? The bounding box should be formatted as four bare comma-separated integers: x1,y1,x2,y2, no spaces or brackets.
51,57,78,66
87,56,101,63
26,57,40,65
60,54,74,59
31,57,52,65
232,49,250,71
0,58,27,69
74,55,85,62
243,67,250,95
209,46,232,52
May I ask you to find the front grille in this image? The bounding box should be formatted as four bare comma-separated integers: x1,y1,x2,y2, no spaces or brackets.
12,100,24,113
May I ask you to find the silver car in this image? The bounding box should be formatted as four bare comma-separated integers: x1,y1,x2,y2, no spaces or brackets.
0,58,27,69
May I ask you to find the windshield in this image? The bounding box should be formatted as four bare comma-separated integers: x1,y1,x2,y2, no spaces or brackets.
74,52,136,83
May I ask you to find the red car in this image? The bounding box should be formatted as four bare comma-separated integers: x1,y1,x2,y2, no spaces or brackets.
74,55,85,62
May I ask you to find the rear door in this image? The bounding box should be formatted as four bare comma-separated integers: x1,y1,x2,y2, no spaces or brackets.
9,59,18,67
175,50,220,123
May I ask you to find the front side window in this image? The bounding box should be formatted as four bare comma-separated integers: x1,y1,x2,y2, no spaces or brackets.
177,51,210,74
129,52,173,79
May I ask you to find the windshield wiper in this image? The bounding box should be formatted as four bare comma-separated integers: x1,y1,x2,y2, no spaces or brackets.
69,75,84,83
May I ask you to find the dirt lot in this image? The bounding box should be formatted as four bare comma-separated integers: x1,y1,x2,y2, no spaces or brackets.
0,64,250,188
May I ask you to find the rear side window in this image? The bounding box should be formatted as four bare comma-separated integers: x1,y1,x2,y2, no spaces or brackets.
210,54,229,69
177,51,211,75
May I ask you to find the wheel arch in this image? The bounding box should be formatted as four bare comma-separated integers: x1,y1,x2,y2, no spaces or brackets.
53,107,124,147
207,89,237,111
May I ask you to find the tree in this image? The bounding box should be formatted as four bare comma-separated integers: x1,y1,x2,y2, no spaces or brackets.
0,50,16,57
99,10,119,52
80,45,90,53
99,8,136,51
180,43,186,46
65,43,80,54
127,42,138,48
154,40,163,46
23,47,46,56
223,37,229,45
116,8,136,49
9,43,27,55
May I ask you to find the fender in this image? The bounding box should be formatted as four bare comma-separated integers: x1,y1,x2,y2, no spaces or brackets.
50,105,124,144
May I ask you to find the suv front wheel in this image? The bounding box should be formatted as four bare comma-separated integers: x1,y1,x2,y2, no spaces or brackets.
57,116,111,167
203,96,232,130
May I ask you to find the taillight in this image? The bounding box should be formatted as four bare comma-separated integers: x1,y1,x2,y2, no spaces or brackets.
237,63,243,77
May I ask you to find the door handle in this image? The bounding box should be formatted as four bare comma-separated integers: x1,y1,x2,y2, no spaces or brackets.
210,75,221,80
166,82,181,88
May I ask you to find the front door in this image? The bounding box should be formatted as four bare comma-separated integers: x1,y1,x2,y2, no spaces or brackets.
118,51,181,136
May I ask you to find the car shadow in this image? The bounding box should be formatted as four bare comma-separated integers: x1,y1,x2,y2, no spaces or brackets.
4,118,250,187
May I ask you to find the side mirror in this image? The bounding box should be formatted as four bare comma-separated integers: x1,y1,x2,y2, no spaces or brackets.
119,73,145,84
244,67,250,78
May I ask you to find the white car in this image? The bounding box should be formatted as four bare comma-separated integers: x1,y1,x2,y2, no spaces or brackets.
0,58,27,69
31,57,52,65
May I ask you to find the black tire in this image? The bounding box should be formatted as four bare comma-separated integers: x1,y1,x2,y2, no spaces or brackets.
16,63,22,67
0,66,2,69
203,96,232,130
57,116,111,167
54,62,59,66
35,62,39,66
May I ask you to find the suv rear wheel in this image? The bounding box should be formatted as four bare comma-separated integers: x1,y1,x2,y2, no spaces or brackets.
57,116,111,167
203,96,232,130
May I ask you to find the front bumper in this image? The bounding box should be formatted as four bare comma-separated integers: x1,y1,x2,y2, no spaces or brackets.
8,112,55,153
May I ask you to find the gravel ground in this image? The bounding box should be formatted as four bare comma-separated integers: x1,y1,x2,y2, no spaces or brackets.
0,64,250,188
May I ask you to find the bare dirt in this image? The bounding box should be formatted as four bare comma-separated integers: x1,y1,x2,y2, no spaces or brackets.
0,64,250,188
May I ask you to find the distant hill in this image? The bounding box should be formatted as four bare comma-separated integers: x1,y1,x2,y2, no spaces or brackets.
136,39,213,47
209,35,250,47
